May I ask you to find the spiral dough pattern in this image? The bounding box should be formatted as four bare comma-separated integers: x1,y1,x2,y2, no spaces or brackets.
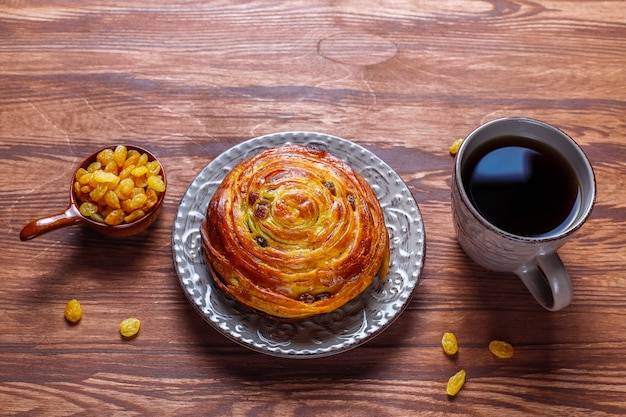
201,144,390,320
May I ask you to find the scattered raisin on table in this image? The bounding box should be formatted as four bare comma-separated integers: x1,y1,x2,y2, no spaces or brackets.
489,340,515,358
64,299,82,323
446,369,466,397
441,332,459,355
119,317,141,338
448,138,464,156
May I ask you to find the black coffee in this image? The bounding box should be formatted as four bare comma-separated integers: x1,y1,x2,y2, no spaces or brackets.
462,136,581,237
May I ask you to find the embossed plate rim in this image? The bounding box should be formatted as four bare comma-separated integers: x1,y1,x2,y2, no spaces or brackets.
172,131,425,358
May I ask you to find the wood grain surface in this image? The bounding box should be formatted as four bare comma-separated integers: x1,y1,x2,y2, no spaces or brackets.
2,1,626,415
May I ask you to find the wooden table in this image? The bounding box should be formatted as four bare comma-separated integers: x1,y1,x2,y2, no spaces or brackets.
2,1,625,415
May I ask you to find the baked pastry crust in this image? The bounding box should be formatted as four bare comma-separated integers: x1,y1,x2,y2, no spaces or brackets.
200,143,389,320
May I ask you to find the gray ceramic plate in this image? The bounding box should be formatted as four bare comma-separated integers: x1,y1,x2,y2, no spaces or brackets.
172,132,425,358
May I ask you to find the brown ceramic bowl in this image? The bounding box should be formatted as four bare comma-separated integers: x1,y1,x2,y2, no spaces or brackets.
20,145,166,241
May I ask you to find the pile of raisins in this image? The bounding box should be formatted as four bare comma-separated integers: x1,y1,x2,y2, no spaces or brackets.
74,145,165,225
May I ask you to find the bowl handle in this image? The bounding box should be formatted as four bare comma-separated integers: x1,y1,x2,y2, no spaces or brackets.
20,204,85,241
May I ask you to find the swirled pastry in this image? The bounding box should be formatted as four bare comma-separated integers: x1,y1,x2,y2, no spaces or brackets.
200,143,390,320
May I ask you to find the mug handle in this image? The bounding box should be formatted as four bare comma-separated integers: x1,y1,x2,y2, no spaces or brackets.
515,252,573,311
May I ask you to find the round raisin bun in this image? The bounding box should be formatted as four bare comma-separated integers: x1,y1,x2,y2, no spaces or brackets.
200,143,390,320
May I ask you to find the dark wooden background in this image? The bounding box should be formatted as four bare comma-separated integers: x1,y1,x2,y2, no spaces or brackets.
2,1,626,415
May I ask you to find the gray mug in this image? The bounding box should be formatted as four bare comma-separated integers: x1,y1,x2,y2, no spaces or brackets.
451,117,596,311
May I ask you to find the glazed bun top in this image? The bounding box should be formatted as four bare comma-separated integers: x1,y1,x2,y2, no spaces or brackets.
200,143,389,320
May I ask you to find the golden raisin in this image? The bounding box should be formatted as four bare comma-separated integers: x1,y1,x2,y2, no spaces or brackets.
123,152,140,169
75,167,88,181
78,172,93,185
131,165,148,177
93,169,119,184
104,209,125,225
489,340,515,358
146,160,161,176
89,183,108,202
90,213,104,223
127,193,148,211
118,164,135,180
87,161,101,173
119,317,140,338
101,204,114,219
446,369,466,397
64,299,82,323
147,175,165,193
104,190,121,209
441,332,458,355
124,209,145,223
97,148,115,166
448,138,464,156
104,161,119,175
137,152,148,167
117,177,135,196
134,175,148,188
113,145,127,167
79,201,98,217
143,188,158,209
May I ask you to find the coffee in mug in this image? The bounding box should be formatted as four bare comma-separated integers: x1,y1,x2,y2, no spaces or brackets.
462,135,581,238
451,117,595,311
